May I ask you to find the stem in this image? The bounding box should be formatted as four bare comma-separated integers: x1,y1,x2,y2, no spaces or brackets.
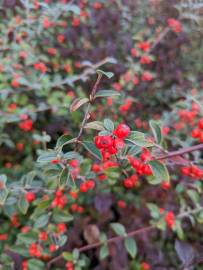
150,27,170,51
76,73,103,143
156,143,203,161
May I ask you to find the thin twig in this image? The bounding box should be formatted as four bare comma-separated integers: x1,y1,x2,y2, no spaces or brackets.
156,143,203,161
76,73,102,142
150,27,170,51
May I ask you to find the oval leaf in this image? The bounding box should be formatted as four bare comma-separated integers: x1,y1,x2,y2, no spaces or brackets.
148,160,170,182
110,223,126,236
70,97,89,112
96,69,114,78
124,237,137,258
149,120,162,144
82,141,102,160
95,90,120,98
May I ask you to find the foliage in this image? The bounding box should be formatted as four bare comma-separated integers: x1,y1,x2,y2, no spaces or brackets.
0,0,203,269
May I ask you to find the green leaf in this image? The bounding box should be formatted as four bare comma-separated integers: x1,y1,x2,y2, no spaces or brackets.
70,97,89,112
65,4,80,15
125,138,154,147
18,194,29,215
103,118,114,131
96,69,114,78
56,135,76,149
34,214,49,228
63,252,73,261
95,90,120,98
84,121,104,131
124,237,137,258
0,174,7,185
73,248,79,260
82,141,102,160
27,259,45,270
187,190,200,205
63,151,81,161
175,220,184,240
25,171,36,186
17,232,38,245
0,187,9,205
37,151,57,163
148,160,170,183
149,120,162,144
128,131,145,140
9,245,30,257
59,168,69,187
125,131,154,147
110,223,126,236
99,245,109,260
147,175,163,185
147,203,160,219
52,211,73,223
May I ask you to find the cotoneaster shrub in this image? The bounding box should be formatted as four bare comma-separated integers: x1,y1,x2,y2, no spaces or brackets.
0,1,203,270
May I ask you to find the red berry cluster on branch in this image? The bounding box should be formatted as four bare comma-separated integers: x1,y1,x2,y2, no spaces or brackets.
94,123,130,160
191,118,203,142
181,165,203,179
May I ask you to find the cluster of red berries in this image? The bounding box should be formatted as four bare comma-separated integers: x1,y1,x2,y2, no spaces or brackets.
34,62,47,73
128,155,152,176
164,211,175,229
94,123,130,160
123,174,138,189
51,189,67,209
79,180,95,192
91,161,118,182
70,203,84,214
119,99,132,113
191,118,203,143
181,165,203,179
29,243,41,257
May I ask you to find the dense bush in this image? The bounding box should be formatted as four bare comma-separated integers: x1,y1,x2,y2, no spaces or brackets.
0,0,203,269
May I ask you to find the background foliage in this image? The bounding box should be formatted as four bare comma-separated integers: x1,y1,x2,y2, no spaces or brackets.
0,0,203,269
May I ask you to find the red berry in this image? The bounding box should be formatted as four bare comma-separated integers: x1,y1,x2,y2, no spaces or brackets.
198,119,203,129
124,178,134,189
55,189,63,197
114,124,130,139
161,181,170,190
39,231,48,241
94,135,114,149
25,192,35,202
141,262,151,270
80,182,88,193
91,163,101,173
86,180,95,189
191,128,200,138
57,223,66,233
117,200,126,209
181,167,190,175
49,244,56,253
